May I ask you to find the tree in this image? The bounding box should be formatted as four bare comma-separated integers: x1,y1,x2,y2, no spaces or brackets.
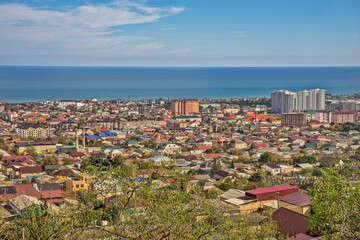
2,167,282,239
293,155,317,164
40,157,59,165
230,160,235,169
300,168,313,176
211,159,221,172
62,158,73,166
248,172,262,183
24,146,40,162
259,152,277,163
310,169,360,239
312,168,324,177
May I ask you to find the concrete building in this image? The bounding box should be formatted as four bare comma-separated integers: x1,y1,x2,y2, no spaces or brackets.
15,125,50,138
281,113,306,127
171,99,199,116
271,89,325,113
58,100,84,107
328,100,358,112
271,90,297,114
330,111,356,124
316,111,356,124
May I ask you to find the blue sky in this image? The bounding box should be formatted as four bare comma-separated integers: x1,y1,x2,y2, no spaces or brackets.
0,0,359,66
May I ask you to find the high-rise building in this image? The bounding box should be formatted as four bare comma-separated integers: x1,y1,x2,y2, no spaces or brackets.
271,90,297,114
171,99,199,116
271,89,325,113
281,113,307,127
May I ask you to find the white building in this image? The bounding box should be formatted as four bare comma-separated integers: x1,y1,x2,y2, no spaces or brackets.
58,100,84,107
271,89,325,113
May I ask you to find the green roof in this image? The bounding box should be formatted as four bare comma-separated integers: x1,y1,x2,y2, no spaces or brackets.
305,144,316,149
174,115,201,119
324,145,336,150
126,140,138,145
297,163,313,168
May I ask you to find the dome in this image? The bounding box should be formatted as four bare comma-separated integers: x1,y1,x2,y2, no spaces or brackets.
68,141,76,146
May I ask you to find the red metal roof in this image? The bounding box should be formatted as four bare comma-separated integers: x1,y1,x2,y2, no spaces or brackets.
245,185,298,195
41,190,64,199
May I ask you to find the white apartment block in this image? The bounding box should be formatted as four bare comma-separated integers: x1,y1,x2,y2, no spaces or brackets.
271,89,325,113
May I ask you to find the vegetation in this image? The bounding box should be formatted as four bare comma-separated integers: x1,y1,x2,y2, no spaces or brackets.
0,166,283,240
293,154,317,164
211,159,222,172
248,172,262,183
310,169,360,239
259,152,277,163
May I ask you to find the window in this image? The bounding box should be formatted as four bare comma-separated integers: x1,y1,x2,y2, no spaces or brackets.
81,184,84,188
76,185,79,188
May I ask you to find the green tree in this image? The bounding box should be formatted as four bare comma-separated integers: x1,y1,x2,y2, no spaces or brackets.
248,172,262,183
62,158,73,166
24,146,40,162
211,159,221,172
259,152,277,163
3,167,283,239
312,168,324,177
310,169,360,239
293,155,317,164
40,157,59,165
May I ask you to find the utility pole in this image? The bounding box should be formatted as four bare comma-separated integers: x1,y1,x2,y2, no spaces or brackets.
276,192,280,209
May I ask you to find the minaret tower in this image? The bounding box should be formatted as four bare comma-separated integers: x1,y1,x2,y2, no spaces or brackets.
82,128,86,149
75,130,79,150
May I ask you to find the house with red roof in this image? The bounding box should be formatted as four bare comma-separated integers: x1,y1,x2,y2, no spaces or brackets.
13,166,45,179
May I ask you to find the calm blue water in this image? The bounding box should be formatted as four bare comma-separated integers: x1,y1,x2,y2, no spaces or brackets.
0,66,359,103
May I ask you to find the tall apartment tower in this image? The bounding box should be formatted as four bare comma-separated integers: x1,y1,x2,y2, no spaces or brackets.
271,90,298,114
271,89,325,113
171,99,199,116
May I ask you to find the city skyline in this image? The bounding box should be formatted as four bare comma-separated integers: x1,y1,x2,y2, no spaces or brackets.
0,0,359,67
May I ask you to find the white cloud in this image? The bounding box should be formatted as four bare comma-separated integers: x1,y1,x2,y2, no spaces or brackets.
0,1,186,56
168,48,192,54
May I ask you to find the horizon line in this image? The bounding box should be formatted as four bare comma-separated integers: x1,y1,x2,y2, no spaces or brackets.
1,64,360,68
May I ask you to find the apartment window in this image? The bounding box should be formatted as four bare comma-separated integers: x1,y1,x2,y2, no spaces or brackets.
76,185,79,188
81,184,84,188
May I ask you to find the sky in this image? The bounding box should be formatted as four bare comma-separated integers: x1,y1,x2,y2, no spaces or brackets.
0,0,359,67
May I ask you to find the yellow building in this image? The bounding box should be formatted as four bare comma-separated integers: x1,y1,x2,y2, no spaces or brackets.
230,140,248,149
65,173,94,193
15,143,57,154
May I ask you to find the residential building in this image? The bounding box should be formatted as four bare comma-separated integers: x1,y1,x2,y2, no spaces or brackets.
271,89,325,113
171,99,199,116
281,113,306,127
316,111,356,124
15,125,50,138
279,192,311,216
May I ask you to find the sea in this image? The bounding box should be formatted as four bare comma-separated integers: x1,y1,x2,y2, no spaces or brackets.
0,66,360,103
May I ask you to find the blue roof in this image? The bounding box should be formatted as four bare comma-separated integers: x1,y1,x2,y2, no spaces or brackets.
100,132,118,137
27,175,43,179
86,135,99,138
125,177,143,183
140,135,151,138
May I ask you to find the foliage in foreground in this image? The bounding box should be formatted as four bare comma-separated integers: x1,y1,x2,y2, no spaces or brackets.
310,169,360,239
0,166,283,240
